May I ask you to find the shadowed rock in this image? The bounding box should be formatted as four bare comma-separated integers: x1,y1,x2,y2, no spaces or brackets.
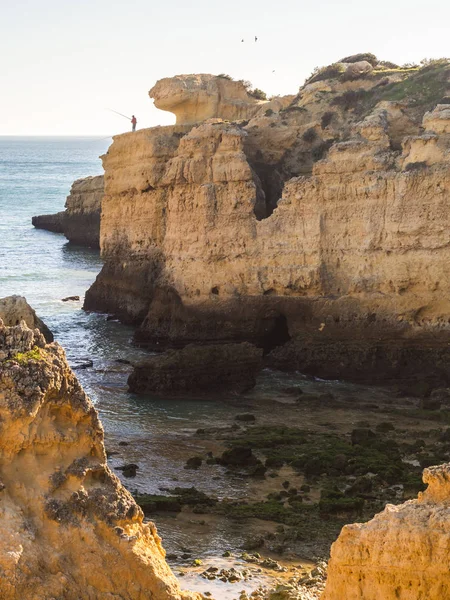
128,342,263,395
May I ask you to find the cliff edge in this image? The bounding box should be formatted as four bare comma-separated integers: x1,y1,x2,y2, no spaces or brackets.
322,463,450,599
0,318,196,600
85,58,450,383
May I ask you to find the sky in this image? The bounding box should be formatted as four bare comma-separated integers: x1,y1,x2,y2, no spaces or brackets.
1,0,449,135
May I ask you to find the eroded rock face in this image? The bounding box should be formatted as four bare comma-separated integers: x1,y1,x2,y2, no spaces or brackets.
128,342,263,395
0,295,53,342
31,211,65,233
322,463,450,599
149,74,265,124
0,319,196,600
63,174,104,247
32,175,104,248
86,62,450,382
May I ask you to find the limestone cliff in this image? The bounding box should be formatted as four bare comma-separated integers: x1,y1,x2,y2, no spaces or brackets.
85,59,450,382
322,463,450,599
0,319,196,600
33,175,103,248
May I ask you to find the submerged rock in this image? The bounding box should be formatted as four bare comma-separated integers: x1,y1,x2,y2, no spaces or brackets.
128,342,263,395
0,318,197,600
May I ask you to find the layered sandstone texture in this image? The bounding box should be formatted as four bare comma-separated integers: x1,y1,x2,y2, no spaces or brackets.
128,342,263,394
322,463,450,599
33,175,104,248
149,74,267,124
85,59,450,381
0,295,53,342
0,319,196,600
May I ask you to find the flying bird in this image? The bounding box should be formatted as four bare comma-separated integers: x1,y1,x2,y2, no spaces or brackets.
255,36,258,42
241,39,244,42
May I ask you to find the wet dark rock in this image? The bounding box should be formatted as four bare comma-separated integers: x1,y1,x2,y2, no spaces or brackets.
166,553,178,560
115,463,139,478
439,428,450,442
430,387,450,404
242,536,265,551
351,428,378,446
118,441,129,446
248,462,267,477
345,475,374,496
185,456,203,470
376,422,395,432
128,342,263,395
116,358,132,365
72,359,94,370
62,296,80,302
218,446,258,467
282,387,303,396
420,396,441,410
235,413,256,422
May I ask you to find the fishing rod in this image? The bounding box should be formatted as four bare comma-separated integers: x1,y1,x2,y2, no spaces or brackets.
106,108,132,120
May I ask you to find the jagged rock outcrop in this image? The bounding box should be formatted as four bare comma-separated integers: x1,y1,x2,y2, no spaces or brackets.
128,342,263,394
149,74,266,124
33,175,104,248
0,295,53,342
85,59,450,382
0,319,196,600
32,211,65,233
322,463,450,599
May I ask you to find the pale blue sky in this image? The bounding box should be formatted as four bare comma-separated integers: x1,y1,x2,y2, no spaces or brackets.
1,0,449,135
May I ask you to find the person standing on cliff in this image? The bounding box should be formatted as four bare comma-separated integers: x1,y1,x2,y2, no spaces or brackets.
131,115,137,132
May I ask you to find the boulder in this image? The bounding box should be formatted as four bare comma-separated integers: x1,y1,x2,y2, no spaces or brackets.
128,342,263,395
0,295,53,342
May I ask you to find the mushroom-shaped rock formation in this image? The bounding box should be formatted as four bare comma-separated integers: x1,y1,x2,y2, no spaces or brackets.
322,463,450,599
149,74,265,124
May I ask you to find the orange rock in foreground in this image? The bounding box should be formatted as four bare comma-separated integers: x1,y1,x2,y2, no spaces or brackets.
322,463,450,599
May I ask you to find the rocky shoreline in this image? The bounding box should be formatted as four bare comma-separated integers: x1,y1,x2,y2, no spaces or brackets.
15,54,450,598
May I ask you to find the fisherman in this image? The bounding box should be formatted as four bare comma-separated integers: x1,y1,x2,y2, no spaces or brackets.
131,115,137,132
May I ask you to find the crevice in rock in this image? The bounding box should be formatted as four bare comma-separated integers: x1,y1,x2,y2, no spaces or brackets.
249,161,284,220
260,314,291,355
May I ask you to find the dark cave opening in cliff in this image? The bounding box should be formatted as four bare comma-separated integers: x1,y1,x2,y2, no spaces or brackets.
261,314,291,355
